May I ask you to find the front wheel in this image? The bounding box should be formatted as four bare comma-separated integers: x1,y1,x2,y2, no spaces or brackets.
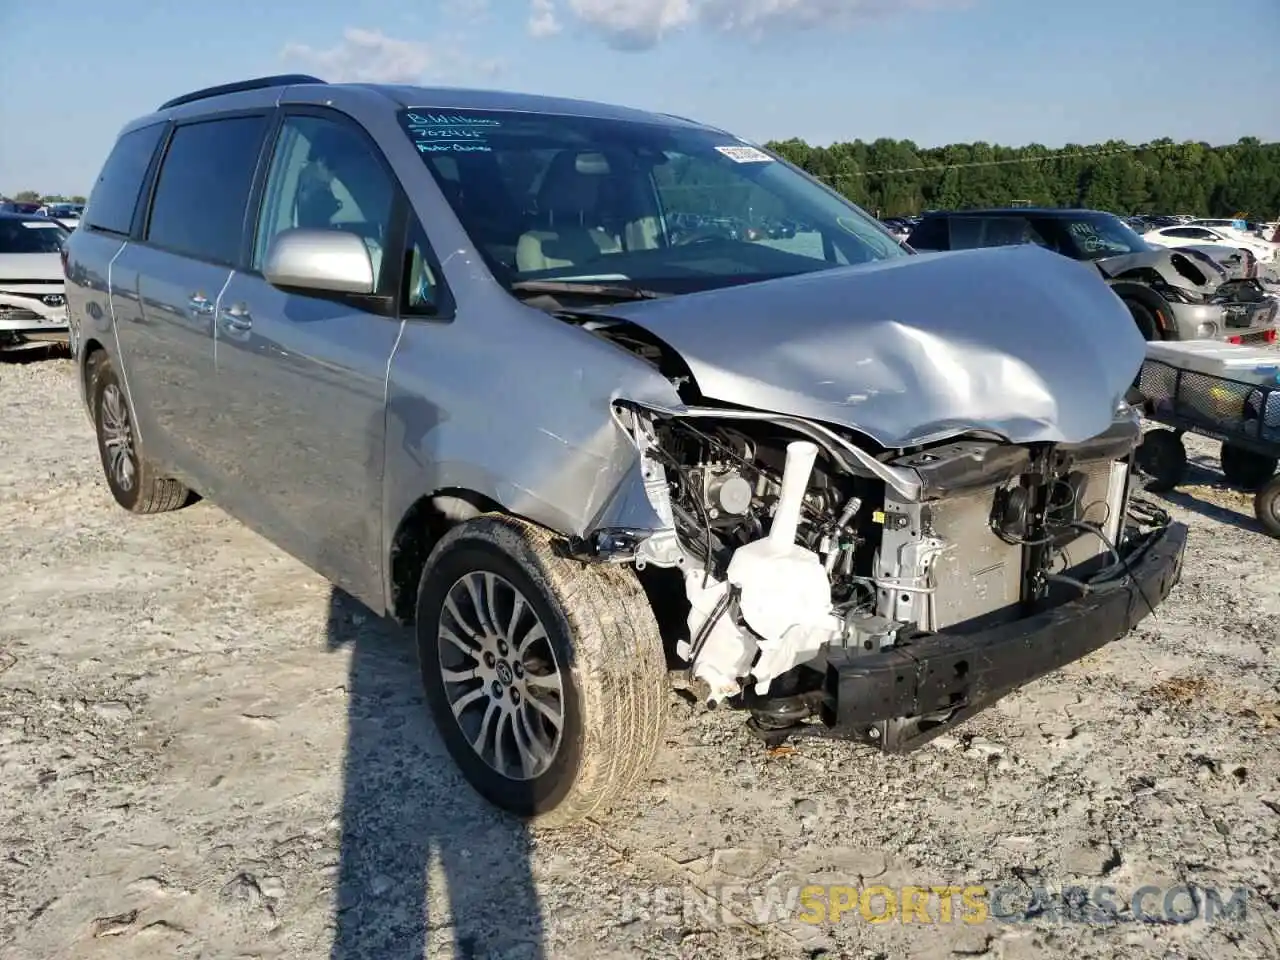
414,515,668,828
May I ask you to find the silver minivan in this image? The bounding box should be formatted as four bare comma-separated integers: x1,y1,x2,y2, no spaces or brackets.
65,74,1187,827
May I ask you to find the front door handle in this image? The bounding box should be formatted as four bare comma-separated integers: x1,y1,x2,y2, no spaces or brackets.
218,305,253,333
188,293,214,317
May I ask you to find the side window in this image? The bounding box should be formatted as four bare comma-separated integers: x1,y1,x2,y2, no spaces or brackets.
83,122,167,235
146,115,268,265
977,216,1045,248
904,217,947,250
253,115,396,284
402,219,441,315
946,216,985,249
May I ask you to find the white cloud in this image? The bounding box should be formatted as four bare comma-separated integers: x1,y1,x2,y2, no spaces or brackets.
281,28,436,83
528,0,562,38
281,27,504,84
566,0,693,48
544,0,969,49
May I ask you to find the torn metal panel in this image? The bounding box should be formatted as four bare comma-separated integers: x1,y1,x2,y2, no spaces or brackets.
1093,247,1212,290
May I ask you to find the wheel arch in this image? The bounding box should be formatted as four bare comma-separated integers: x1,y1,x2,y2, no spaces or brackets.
80,337,108,388
387,486,511,625
1108,278,1174,339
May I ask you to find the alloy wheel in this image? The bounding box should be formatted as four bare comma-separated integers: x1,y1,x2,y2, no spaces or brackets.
437,571,565,780
100,382,137,493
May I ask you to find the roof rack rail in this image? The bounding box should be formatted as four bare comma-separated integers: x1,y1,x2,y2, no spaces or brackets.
158,74,326,112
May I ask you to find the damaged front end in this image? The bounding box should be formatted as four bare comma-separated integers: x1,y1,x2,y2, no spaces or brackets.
574,400,1187,752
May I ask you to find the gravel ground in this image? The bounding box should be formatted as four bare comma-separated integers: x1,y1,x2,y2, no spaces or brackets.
2,351,1279,960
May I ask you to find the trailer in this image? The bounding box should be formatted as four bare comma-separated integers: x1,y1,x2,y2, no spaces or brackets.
1132,341,1280,537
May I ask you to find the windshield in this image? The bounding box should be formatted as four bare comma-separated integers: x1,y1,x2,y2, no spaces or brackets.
397,108,906,294
1055,212,1152,260
0,218,68,254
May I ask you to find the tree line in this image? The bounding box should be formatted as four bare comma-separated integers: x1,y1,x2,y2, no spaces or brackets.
763,136,1280,219
7,135,1277,221
3,190,87,204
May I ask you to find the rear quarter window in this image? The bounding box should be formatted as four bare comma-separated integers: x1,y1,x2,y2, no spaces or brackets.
82,122,167,235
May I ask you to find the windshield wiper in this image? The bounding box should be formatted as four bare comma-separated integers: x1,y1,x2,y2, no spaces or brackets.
508,280,664,301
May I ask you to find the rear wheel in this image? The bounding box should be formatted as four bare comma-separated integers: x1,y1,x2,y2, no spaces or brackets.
88,354,192,513
414,514,667,828
1220,442,1277,490
1135,429,1186,492
1255,476,1280,538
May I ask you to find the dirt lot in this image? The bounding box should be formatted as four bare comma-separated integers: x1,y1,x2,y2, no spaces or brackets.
2,351,1278,960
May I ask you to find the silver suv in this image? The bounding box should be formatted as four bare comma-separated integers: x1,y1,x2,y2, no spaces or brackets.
65,74,1188,827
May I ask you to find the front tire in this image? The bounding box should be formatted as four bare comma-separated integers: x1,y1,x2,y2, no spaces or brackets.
88,354,191,514
414,514,667,828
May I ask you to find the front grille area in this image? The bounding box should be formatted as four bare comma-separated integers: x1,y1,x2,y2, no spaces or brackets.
0,306,43,322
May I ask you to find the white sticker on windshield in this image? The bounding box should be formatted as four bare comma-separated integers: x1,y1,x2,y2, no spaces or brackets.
21,221,59,228
715,145,773,164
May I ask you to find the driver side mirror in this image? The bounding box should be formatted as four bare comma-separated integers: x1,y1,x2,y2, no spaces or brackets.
263,228,376,295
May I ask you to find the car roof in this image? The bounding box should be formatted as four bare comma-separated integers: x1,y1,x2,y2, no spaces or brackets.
920,208,1118,218
140,74,720,134
374,84,713,128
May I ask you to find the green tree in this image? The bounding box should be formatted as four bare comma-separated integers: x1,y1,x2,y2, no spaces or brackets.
763,135,1280,218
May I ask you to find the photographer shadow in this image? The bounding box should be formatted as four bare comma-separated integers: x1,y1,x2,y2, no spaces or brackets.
324,587,546,959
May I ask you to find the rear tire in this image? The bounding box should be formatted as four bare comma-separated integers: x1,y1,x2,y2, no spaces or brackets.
414,514,667,829
1255,475,1280,538
1135,429,1186,492
88,353,191,514
1220,442,1277,491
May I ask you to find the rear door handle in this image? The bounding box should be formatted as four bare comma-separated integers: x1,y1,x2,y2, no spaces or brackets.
218,305,253,333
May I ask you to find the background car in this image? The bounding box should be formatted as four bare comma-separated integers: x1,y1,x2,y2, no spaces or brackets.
1145,223,1279,264
906,207,1278,343
0,212,71,351
0,200,43,215
36,203,82,230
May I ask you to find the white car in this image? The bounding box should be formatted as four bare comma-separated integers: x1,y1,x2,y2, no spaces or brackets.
0,213,70,350
1144,224,1279,263
1187,218,1261,245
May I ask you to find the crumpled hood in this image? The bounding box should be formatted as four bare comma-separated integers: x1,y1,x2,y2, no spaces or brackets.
1093,247,1214,291
599,245,1144,448
0,252,63,284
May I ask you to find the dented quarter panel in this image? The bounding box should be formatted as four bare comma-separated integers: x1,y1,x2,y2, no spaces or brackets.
595,244,1147,448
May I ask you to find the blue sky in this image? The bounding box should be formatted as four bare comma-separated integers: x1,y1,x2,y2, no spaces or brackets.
2,0,1277,196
